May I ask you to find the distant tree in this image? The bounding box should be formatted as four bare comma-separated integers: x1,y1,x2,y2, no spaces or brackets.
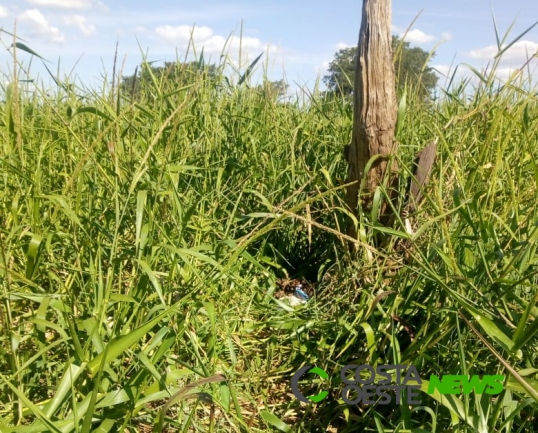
323,47,357,97
323,35,438,99
120,60,218,101
256,79,289,100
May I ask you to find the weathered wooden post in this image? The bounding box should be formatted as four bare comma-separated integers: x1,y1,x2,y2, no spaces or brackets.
346,0,398,243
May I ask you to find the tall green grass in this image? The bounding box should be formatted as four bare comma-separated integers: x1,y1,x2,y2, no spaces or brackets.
0,28,537,432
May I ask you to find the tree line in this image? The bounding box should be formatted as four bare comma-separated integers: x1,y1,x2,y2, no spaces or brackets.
120,35,438,101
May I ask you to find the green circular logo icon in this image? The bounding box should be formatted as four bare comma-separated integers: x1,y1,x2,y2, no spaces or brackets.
290,365,329,403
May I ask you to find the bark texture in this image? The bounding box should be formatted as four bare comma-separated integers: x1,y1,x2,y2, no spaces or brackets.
346,0,398,241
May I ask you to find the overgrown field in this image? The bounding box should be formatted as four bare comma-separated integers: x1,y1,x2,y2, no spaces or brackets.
1,44,538,432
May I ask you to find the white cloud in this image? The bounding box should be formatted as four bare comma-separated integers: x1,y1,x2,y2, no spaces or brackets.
62,14,96,36
154,24,277,60
468,45,497,60
431,64,451,78
468,40,538,62
115,25,148,37
0,5,8,18
63,15,95,36
24,0,97,9
335,42,354,51
495,67,517,80
156,24,213,45
441,32,452,41
96,1,108,12
400,29,435,44
19,9,64,43
429,63,477,89
463,41,538,83
316,60,330,74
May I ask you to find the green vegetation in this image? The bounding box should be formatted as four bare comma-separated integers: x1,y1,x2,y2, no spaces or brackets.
119,59,219,102
323,35,439,99
120,60,289,103
1,31,538,432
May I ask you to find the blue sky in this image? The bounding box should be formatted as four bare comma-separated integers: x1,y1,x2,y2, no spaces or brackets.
1,0,537,92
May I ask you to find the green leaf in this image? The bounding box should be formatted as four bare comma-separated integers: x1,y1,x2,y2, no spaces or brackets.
396,87,407,137
43,362,87,418
72,106,114,122
238,52,264,85
0,373,63,432
419,379,478,429
260,410,291,432
512,293,538,352
25,232,43,280
87,307,175,376
135,259,166,306
11,42,48,60
135,190,147,252
38,195,87,234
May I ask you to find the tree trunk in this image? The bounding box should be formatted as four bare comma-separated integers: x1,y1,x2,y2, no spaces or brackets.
346,0,398,243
